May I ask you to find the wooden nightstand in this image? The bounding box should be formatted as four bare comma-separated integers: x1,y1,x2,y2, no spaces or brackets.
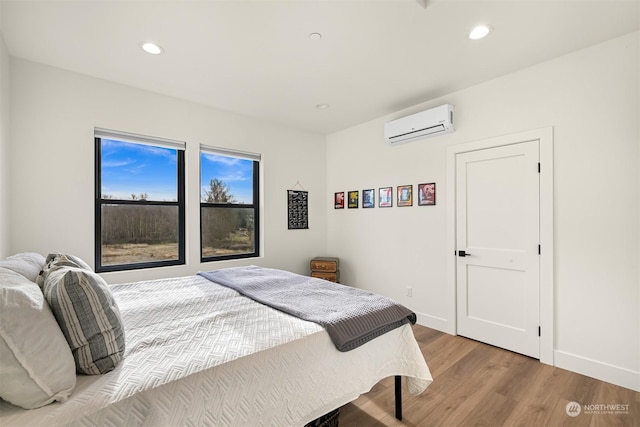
310,257,340,283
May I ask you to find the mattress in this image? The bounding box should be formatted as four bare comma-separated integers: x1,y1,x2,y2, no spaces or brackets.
0,274,432,426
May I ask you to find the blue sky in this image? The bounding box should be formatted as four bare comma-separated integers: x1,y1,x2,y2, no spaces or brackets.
100,139,253,203
101,139,177,201
200,153,253,204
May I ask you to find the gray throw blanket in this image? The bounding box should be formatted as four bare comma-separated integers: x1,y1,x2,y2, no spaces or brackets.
198,266,416,352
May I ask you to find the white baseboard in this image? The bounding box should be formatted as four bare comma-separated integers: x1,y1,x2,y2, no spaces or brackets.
414,311,455,335
554,350,640,392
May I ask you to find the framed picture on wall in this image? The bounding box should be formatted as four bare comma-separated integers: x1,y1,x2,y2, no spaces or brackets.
418,183,436,206
348,191,359,208
334,192,345,209
397,185,413,207
379,187,392,207
362,189,375,208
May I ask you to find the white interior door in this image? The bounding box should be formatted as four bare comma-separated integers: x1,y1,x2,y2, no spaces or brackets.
456,141,540,359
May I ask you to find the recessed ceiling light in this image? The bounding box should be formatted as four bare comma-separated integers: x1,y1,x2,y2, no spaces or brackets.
141,42,164,55
469,25,492,40
315,103,330,110
309,32,323,41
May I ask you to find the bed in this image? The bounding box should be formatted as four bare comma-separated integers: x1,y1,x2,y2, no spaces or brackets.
0,254,432,426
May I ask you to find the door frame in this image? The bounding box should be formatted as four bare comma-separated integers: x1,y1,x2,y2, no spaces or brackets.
446,127,554,365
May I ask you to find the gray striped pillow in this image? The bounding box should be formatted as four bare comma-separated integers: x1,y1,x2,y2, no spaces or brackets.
42,266,125,375
36,253,92,288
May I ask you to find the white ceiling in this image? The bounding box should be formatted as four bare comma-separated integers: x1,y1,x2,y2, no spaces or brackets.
1,0,638,135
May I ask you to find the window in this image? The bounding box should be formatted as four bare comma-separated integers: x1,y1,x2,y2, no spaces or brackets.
200,146,260,262
95,129,185,272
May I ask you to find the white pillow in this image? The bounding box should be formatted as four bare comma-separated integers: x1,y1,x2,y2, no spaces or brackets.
0,252,46,282
0,267,76,409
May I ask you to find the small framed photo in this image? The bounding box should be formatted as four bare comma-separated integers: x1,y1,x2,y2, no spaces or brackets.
362,189,375,208
334,192,345,209
379,187,393,207
348,190,359,208
397,185,413,207
418,183,436,206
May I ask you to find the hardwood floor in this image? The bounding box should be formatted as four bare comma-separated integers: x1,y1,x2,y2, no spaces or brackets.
339,325,639,427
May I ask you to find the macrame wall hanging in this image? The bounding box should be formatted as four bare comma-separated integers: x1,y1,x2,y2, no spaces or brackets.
287,181,308,230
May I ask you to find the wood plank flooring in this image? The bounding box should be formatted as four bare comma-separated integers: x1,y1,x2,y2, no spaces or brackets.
338,325,639,427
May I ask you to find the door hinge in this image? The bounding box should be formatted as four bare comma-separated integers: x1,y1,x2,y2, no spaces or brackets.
538,326,541,337
538,163,541,173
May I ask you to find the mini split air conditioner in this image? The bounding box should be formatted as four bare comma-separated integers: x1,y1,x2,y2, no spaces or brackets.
384,104,454,144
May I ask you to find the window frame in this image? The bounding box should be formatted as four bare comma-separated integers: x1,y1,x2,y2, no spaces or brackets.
199,148,260,263
94,134,186,272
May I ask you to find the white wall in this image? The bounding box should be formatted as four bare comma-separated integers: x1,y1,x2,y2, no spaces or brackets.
9,59,327,283
327,32,639,391
0,29,10,259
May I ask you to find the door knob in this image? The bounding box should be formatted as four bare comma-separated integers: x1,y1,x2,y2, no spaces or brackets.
458,250,471,257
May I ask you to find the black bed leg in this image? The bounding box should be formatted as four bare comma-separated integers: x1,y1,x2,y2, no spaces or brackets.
394,375,402,421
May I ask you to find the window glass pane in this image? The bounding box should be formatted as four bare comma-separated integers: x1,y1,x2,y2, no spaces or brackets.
101,204,179,266
201,207,255,257
101,139,177,202
200,153,253,204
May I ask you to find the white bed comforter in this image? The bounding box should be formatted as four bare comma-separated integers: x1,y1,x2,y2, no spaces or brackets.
0,274,432,426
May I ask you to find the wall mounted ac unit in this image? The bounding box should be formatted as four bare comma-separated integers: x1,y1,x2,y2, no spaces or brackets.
384,104,454,144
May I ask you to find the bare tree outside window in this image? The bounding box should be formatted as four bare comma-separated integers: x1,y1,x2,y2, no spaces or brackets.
95,136,185,272
200,151,259,261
